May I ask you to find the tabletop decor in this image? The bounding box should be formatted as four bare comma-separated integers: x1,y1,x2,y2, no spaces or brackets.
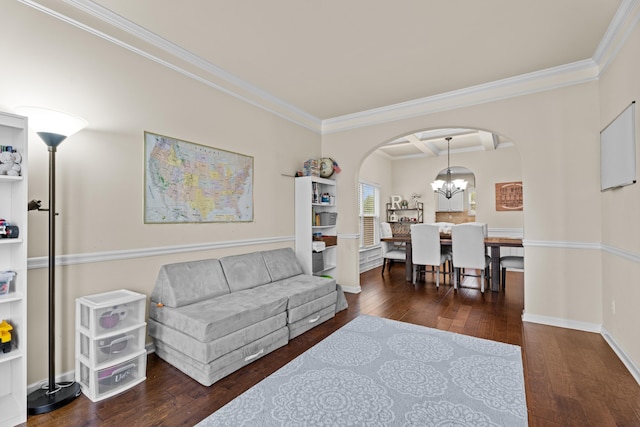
144,131,253,223
411,192,422,208
197,315,528,426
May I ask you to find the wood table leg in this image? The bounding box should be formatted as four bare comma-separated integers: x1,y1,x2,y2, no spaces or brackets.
405,241,412,282
490,245,501,291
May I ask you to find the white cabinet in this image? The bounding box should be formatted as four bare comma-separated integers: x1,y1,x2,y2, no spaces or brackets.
0,112,28,426
295,176,337,278
437,191,465,212
75,290,147,402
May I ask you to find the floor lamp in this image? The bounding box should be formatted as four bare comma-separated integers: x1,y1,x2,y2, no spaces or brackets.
16,106,88,415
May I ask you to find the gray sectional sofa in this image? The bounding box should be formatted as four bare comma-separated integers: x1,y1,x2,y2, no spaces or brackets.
148,248,347,386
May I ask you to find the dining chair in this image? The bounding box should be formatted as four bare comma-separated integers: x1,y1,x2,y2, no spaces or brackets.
433,221,454,270
410,223,451,287
380,222,406,275
500,255,524,289
451,223,491,292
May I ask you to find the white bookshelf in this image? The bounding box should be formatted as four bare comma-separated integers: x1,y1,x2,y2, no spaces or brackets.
0,112,28,426
294,176,338,278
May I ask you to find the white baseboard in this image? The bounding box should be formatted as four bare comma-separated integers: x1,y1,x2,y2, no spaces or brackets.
523,313,640,386
27,369,76,395
601,327,640,386
522,312,602,333
146,341,155,354
340,285,362,294
27,345,157,395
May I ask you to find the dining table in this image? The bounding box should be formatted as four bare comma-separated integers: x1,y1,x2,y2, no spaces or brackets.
381,234,523,292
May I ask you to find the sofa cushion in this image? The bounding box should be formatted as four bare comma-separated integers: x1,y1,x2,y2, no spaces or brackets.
148,312,287,363
261,248,303,282
220,252,272,292
151,259,230,308
154,327,289,386
288,291,337,323
260,274,336,309
149,288,288,342
288,304,336,339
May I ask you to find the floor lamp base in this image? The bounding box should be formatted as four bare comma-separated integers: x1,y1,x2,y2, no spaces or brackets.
27,381,82,415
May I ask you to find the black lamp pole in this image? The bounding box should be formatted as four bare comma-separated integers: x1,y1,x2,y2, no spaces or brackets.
27,132,81,415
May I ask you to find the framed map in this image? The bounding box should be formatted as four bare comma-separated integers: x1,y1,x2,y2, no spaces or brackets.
144,132,253,223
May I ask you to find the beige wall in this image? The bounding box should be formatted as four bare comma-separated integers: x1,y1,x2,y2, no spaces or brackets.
1,3,320,382
2,0,639,386
324,81,604,328
598,17,640,371
389,146,523,228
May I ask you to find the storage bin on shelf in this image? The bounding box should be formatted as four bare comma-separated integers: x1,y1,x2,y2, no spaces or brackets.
76,350,147,402
312,251,324,273
320,235,337,247
0,271,15,296
76,289,145,335
319,212,337,226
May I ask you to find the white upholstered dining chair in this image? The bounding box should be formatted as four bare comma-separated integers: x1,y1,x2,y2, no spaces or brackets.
380,222,406,275
451,223,491,292
500,255,524,289
410,223,451,287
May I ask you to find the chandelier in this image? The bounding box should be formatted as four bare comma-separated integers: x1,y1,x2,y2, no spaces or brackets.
430,137,468,199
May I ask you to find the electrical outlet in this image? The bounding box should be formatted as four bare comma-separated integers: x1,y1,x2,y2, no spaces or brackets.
611,299,616,314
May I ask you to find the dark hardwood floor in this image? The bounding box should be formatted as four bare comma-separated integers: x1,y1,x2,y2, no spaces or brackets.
23,266,640,426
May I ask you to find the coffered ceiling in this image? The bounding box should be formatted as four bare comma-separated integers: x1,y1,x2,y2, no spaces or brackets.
378,128,513,161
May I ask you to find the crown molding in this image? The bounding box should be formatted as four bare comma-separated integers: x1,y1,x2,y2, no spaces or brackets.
20,0,322,132
593,0,640,74
20,0,639,135
321,59,600,134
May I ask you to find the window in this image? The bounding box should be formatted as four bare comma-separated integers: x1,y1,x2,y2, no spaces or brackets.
359,182,380,248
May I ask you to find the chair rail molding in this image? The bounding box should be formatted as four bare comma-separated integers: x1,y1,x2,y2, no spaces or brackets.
27,236,295,269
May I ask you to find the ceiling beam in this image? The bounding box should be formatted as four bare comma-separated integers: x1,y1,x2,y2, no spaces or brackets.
405,134,438,156
479,132,498,151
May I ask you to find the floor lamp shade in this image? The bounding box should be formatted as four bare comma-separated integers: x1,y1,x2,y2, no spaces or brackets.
15,106,87,143
16,106,87,415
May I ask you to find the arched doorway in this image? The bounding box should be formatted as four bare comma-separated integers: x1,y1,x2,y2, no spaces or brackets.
358,127,523,279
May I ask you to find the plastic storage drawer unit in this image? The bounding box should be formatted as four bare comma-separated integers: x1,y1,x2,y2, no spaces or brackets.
76,289,147,402
77,350,147,402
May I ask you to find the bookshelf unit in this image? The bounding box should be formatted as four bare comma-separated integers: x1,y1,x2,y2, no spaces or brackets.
294,176,337,278
386,201,424,223
0,112,28,426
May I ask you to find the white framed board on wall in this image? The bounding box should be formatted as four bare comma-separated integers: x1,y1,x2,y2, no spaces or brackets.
600,101,636,191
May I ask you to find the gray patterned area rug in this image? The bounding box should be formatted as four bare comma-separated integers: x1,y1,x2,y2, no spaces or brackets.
197,315,528,426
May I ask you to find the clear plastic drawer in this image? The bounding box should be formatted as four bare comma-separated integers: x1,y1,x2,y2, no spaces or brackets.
77,324,146,366
76,290,145,335
77,351,147,402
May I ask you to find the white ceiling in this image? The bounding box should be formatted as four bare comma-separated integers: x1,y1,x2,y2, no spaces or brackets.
48,0,621,119
21,0,624,155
